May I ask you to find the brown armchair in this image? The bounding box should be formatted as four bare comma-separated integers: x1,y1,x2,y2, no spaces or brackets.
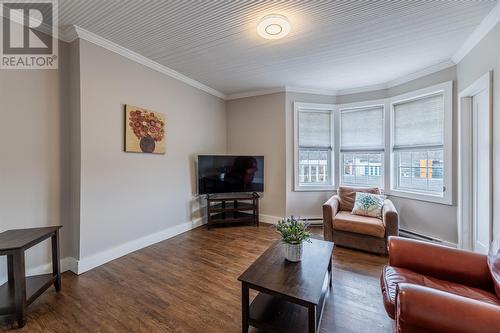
322,186,399,255
381,236,500,333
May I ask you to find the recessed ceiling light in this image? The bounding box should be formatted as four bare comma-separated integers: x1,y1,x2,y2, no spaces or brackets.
257,14,290,40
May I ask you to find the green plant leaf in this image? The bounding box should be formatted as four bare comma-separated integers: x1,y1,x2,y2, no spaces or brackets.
274,216,311,245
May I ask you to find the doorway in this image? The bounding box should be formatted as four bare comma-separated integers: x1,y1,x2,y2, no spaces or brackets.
458,71,493,253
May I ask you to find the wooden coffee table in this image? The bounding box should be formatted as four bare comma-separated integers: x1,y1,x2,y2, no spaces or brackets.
238,239,334,333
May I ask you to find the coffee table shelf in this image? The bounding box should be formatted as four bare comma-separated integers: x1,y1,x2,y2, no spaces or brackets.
249,293,309,333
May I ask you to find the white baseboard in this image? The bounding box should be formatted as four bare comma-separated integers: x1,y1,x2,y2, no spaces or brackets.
76,217,205,274
259,215,324,226
62,257,79,273
259,214,282,224
0,256,80,285
26,256,79,275
0,219,205,283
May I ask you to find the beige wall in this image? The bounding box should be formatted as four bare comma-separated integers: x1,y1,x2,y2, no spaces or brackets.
0,41,74,282
226,93,286,218
67,40,82,260
1,37,227,279
77,40,226,259
457,22,500,238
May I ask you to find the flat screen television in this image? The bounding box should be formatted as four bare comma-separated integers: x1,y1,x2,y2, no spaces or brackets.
197,155,264,194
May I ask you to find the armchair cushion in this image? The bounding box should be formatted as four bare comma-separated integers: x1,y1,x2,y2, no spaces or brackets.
333,211,385,238
338,186,380,211
381,265,500,319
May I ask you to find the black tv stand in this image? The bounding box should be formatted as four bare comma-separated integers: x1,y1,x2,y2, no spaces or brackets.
206,193,260,229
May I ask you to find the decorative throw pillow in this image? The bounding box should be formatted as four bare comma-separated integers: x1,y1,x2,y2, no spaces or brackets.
351,192,385,218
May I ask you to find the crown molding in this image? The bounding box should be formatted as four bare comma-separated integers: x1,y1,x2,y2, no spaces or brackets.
226,86,339,100
226,59,456,100
336,60,455,95
285,86,338,96
60,26,78,43
452,2,500,64
60,25,226,99
225,87,285,100
386,60,455,88
334,82,387,96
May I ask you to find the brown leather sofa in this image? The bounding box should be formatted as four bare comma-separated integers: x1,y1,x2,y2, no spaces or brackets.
381,236,500,333
322,186,398,255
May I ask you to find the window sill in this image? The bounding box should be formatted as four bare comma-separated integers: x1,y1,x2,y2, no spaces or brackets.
340,183,385,190
387,188,452,205
294,186,336,192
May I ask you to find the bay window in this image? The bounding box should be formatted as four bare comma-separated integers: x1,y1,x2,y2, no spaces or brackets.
293,81,452,204
294,103,335,191
340,105,384,188
390,81,453,204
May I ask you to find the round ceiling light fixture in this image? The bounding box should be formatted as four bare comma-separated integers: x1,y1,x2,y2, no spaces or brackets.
257,14,290,40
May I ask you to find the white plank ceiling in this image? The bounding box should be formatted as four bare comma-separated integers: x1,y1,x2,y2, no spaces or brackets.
58,0,498,96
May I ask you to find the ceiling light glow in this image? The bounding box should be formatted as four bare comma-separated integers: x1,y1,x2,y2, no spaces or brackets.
257,14,290,40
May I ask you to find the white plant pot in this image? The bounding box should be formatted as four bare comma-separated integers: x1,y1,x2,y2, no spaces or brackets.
284,242,303,262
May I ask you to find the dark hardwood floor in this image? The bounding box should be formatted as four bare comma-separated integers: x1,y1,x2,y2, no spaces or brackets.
0,224,393,332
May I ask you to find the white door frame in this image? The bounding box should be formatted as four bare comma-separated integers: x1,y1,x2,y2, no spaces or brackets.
457,71,493,250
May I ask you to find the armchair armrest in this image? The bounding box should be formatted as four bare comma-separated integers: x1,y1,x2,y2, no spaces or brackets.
397,283,500,333
382,199,398,237
388,237,492,290
322,195,340,242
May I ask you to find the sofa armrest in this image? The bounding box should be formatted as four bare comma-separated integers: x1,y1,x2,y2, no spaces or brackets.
397,283,500,333
382,199,398,238
388,237,492,290
322,195,339,242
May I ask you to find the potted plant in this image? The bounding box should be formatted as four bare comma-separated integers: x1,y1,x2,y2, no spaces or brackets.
275,217,311,262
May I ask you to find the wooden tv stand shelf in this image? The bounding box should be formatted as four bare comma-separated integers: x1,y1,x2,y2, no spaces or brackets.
206,193,260,229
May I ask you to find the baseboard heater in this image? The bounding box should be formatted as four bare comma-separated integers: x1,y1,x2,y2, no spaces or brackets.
296,219,449,246
399,228,445,245
296,217,323,226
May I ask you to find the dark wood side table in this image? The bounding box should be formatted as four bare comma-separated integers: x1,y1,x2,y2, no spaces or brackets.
0,226,62,327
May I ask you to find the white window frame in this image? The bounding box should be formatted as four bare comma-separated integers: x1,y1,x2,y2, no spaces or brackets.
294,102,336,191
338,100,387,189
388,81,453,205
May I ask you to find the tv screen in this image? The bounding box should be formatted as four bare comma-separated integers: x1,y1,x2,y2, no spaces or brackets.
198,155,264,194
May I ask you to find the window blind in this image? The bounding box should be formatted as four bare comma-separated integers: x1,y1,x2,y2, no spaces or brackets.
298,111,332,148
394,94,444,149
340,106,384,151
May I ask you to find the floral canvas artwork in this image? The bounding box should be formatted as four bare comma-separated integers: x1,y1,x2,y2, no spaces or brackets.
125,105,166,154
